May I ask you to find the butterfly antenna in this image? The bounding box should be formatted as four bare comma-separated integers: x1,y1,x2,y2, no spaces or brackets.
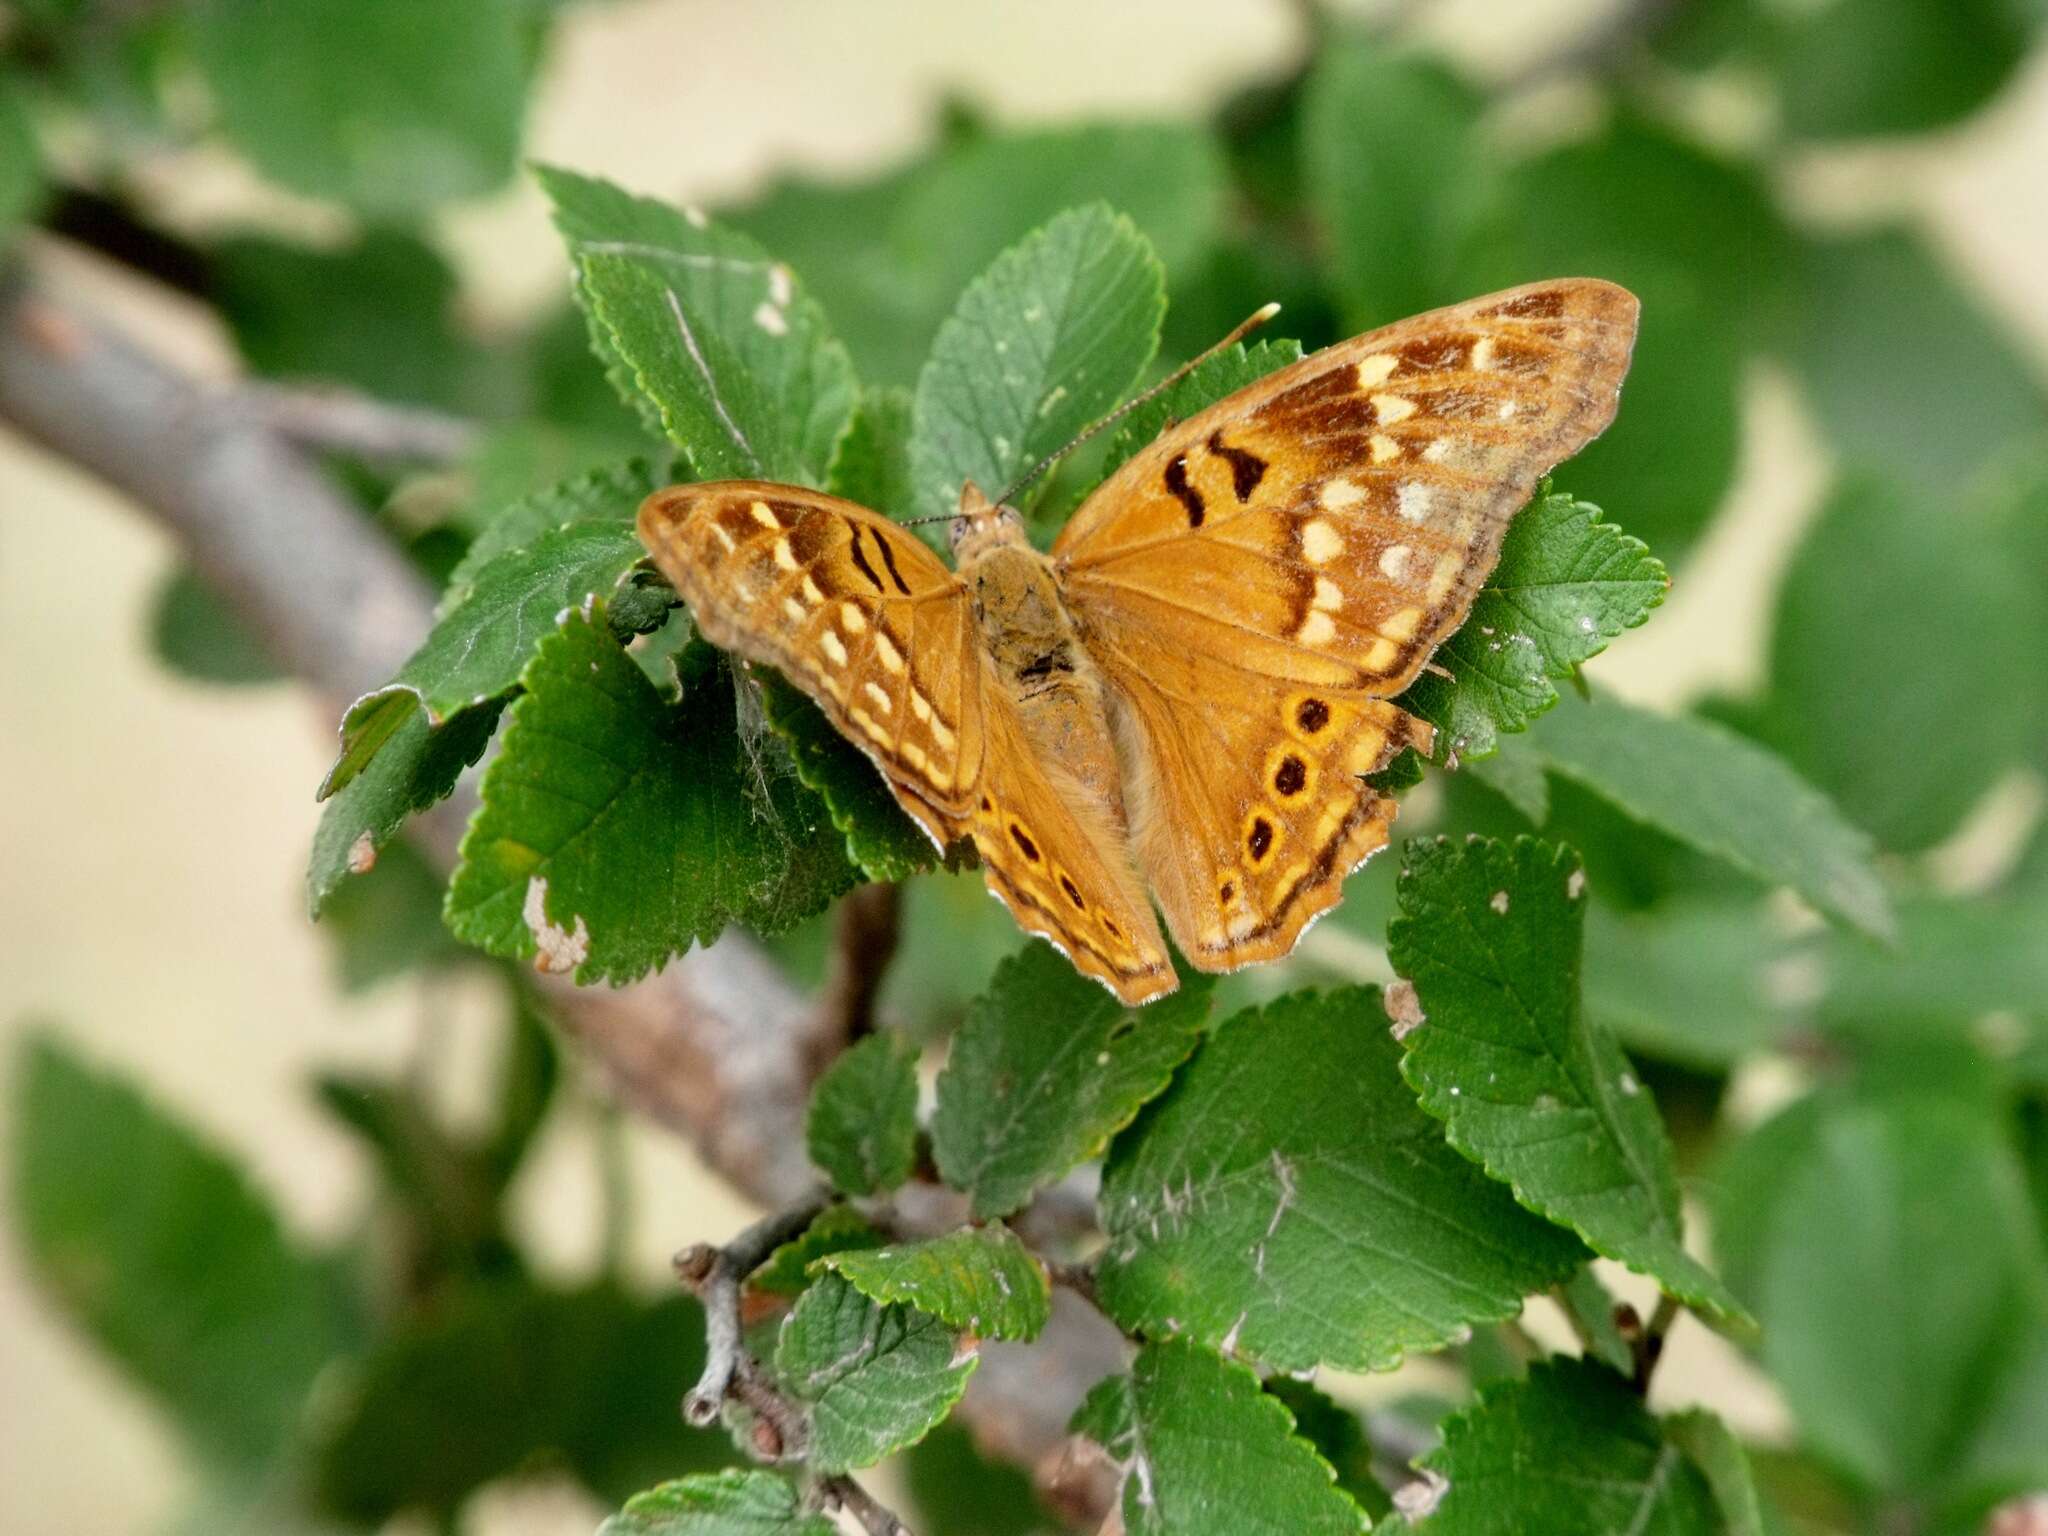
993,301,1282,507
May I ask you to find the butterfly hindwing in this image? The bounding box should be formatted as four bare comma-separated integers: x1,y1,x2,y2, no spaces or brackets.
965,685,1175,1003
1056,278,1638,971
638,482,986,839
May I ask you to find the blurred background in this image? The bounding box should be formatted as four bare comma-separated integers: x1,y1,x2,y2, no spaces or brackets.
3,1,2046,1533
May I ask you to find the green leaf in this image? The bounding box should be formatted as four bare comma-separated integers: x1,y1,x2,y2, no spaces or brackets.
1098,337,1305,484
327,520,653,798
1776,0,2030,139
1791,230,2048,496
827,384,916,517
1265,1378,1394,1521
773,1273,977,1472
1528,690,1895,939
213,229,495,411
1389,835,1745,1321
10,1035,356,1470
1071,1340,1367,1536
1394,491,1667,760
444,458,673,616
601,1471,832,1536
907,205,1165,521
1096,987,1585,1372
1462,745,1549,825
306,700,500,917
757,672,936,883
148,565,283,685
445,612,856,983
1708,1086,2048,1498
540,166,856,486
736,123,1226,386
1302,41,1489,330
805,1033,920,1198
1421,1359,1720,1534
1582,899,1787,1071
750,1206,887,1297
193,0,526,216
931,942,1213,1219
314,1284,730,1522
1761,469,2048,854
820,1225,1050,1342
1462,117,1789,554
1663,1410,1766,1536
1,68,46,247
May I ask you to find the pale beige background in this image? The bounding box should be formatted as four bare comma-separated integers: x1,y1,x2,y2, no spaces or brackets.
4,2,2046,1532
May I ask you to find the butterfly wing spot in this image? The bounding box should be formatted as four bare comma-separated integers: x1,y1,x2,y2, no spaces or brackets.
1296,610,1337,646
1355,353,1399,387
1293,696,1332,735
1397,483,1433,522
1319,479,1367,511
710,523,738,552
1206,432,1269,501
838,603,867,633
800,575,825,605
1370,434,1403,464
1312,577,1343,611
874,631,905,673
1383,606,1424,641
849,706,891,746
1272,752,1310,799
749,500,780,530
1009,824,1040,862
1471,336,1497,371
781,597,807,625
1379,544,1413,581
1059,873,1086,910
911,690,933,721
1371,394,1417,424
820,630,849,667
1164,454,1206,527
1246,815,1277,864
1300,519,1344,563
862,681,893,714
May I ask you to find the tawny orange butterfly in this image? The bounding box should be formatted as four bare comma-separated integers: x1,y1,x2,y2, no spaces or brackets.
639,280,1639,1004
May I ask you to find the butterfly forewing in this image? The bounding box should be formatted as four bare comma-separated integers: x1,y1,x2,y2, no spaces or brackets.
637,483,986,838
1056,278,1639,972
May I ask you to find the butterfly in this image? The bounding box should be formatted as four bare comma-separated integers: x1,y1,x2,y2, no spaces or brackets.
639,279,1639,1004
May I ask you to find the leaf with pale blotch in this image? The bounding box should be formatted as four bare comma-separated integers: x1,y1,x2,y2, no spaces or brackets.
322,520,659,800
932,943,1213,1220
445,611,855,984
1421,1360,1720,1534
750,1206,886,1297
773,1274,976,1473
308,702,501,918
805,1034,920,1198
1395,491,1665,763
908,205,1164,523
820,1225,1049,1342
1389,835,1747,1322
600,1470,833,1536
541,165,856,486
1095,988,1584,1373
1527,688,1894,939
1071,1340,1367,1536
755,672,936,884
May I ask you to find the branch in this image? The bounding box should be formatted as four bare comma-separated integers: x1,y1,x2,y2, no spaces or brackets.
0,264,1121,1510
237,381,482,467
807,880,902,1072
819,1474,912,1536
674,1191,829,1426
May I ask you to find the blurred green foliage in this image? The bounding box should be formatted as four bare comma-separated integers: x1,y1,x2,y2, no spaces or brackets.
6,0,2048,1531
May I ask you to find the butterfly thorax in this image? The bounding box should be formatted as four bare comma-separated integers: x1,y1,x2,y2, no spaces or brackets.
952,489,1128,827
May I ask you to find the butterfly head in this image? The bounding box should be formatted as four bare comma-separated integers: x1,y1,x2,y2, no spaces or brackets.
948,480,1028,565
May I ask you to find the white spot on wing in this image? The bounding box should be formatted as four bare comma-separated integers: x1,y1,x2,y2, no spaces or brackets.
1301,519,1342,564
1397,483,1432,522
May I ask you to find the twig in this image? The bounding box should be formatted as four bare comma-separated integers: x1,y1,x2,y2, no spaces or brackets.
236,381,482,467
808,880,902,1070
1631,1292,1681,1393
819,1473,913,1536
674,1191,830,1426
1042,1258,1099,1308
41,185,215,301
